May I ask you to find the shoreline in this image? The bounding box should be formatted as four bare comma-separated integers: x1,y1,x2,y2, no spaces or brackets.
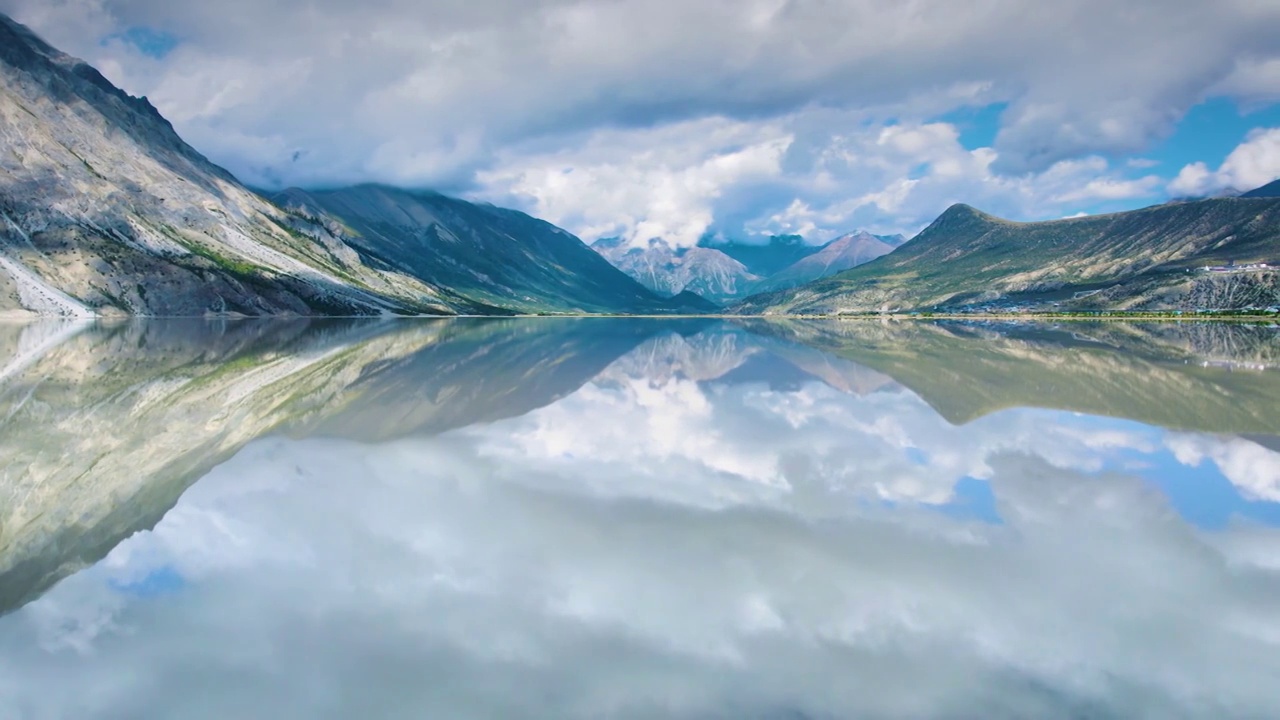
1,312,1278,323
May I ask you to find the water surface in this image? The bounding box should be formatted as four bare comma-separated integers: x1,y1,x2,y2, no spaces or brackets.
1,318,1279,718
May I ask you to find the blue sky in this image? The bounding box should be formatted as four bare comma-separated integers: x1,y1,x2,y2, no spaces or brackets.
4,0,1280,245
100,26,178,59
938,98,1280,215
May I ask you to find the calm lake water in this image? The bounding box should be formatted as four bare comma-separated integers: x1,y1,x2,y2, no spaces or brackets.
1,318,1279,718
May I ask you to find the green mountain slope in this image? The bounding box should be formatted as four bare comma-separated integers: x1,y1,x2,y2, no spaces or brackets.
733,199,1280,314
272,186,708,314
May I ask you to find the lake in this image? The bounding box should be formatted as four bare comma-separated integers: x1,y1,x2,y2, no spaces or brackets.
1,318,1279,718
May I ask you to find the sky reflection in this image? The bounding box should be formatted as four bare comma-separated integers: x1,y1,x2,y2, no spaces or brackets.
0,319,1278,718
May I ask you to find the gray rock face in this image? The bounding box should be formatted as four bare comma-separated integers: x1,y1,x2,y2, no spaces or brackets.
0,14,471,317
592,237,761,304
704,235,821,277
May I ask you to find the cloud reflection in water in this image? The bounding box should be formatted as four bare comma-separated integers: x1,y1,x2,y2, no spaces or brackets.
0,320,1279,718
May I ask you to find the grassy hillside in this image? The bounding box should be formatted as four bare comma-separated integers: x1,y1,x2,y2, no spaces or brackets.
734,198,1280,315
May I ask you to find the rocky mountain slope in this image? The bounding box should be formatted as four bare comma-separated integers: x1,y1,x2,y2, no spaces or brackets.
0,14,703,317
0,14,484,317
272,186,706,314
734,198,1280,314
591,236,760,304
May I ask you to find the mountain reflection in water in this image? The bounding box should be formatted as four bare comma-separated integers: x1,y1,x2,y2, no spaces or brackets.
1,318,1278,718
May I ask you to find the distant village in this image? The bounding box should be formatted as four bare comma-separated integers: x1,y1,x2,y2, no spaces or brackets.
1199,260,1271,273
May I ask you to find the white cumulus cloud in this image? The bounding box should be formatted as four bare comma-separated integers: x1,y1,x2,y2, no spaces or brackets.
1169,127,1280,196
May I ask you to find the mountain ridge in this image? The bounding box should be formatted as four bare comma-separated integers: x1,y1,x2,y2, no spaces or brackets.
733,197,1280,315
0,13,474,317
594,231,902,304
591,236,758,304
702,234,818,277
270,185,702,314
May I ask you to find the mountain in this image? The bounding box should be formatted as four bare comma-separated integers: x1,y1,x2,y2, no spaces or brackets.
734,199,1280,315
593,231,902,304
591,236,758,304
754,231,904,293
1242,179,1280,198
702,234,823,276
271,186,704,314
0,13,477,317
0,14,701,317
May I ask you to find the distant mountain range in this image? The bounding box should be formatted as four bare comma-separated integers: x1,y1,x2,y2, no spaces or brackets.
734,197,1280,315
591,237,762,304
0,13,702,317
593,232,904,304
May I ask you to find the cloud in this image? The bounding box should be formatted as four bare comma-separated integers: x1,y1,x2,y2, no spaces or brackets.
1050,175,1165,204
460,331,1168,508
1212,57,1280,107
737,122,1162,241
1169,127,1280,196
2,0,1280,238
4,407,1280,716
478,118,793,247
1168,434,1280,502
479,114,1170,245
